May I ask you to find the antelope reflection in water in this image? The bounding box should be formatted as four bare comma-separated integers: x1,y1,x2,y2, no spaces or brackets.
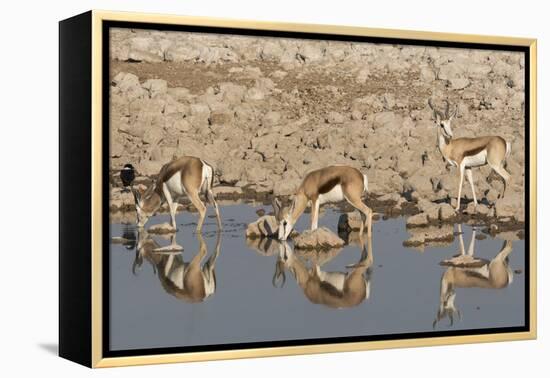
272,234,374,308
433,224,514,328
133,230,221,303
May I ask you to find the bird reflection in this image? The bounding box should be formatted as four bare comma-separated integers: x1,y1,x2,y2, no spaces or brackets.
263,234,374,308
121,225,137,250
132,230,221,303
433,224,515,328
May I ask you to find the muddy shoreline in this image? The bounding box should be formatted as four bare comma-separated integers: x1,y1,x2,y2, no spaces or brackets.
110,186,524,244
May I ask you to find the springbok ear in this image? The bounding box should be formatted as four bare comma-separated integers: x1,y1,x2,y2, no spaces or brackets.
272,198,282,218
427,98,439,121
272,259,286,288
141,183,156,200
132,188,141,205
435,112,441,124
449,105,458,120
289,197,297,211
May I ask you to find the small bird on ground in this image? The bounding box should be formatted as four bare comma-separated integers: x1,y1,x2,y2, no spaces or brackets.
120,163,135,192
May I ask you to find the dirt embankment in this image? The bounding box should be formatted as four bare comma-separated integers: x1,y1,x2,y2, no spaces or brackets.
108,28,526,231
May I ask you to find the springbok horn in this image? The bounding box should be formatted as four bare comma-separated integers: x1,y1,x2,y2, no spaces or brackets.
272,260,286,288
444,100,450,118
132,252,142,276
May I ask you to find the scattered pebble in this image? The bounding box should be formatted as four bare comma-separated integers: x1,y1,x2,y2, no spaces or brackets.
294,227,345,250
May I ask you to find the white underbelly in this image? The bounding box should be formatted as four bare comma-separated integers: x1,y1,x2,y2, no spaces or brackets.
165,172,187,197
168,266,185,289
316,269,346,291
469,265,490,279
318,184,344,205
200,160,212,193
463,150,487,168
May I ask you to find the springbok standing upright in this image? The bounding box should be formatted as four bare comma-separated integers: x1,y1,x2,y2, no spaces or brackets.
273,165,372,240
428,99,512,211
433,224,514,328
132,156,222,232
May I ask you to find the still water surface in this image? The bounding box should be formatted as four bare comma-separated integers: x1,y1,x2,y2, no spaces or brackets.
109,204,525,351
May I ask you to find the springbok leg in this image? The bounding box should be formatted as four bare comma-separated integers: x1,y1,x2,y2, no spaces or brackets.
310,198,320,231
465,169,478,206
207,189,222,230
346,193,373,238
187,190,207,233
456,164,465,211
162,183,178,231
491,164,511,198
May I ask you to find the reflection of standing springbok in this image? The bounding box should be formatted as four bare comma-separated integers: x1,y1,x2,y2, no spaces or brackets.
272,236,374,308
273,165,372,240
132,156,222,232
133,231,221,303
428,99,511,211
433,225,514,328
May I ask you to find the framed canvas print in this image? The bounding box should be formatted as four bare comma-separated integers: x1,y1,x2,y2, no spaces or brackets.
59,10,537,368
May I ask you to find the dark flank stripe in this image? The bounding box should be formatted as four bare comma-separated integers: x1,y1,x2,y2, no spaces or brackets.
319,281,345,298
318,177,341,194
463,145,487,158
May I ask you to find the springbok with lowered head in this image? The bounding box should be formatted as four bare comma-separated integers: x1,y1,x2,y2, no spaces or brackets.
132,156,221,232
272,165,372,240
428,99,511,211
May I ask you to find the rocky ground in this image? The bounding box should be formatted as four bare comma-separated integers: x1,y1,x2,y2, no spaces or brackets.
108,27,526,236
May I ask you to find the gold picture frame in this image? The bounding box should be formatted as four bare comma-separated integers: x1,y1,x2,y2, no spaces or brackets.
59,10,537,368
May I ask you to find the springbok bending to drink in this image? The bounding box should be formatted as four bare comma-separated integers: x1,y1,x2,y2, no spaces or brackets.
428,99,512,211
433,224,514,328
272,236,373,308
132,156,222,232
273,165,372,240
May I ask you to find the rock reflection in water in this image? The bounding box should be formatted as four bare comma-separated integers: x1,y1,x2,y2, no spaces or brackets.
433,224,516,328
403,224,455,252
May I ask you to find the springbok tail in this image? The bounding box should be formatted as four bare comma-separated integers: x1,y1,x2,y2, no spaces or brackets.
501,141,512,170
200,159,215,193
363,174,369,194
505,141,512,160
365,277,371,300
